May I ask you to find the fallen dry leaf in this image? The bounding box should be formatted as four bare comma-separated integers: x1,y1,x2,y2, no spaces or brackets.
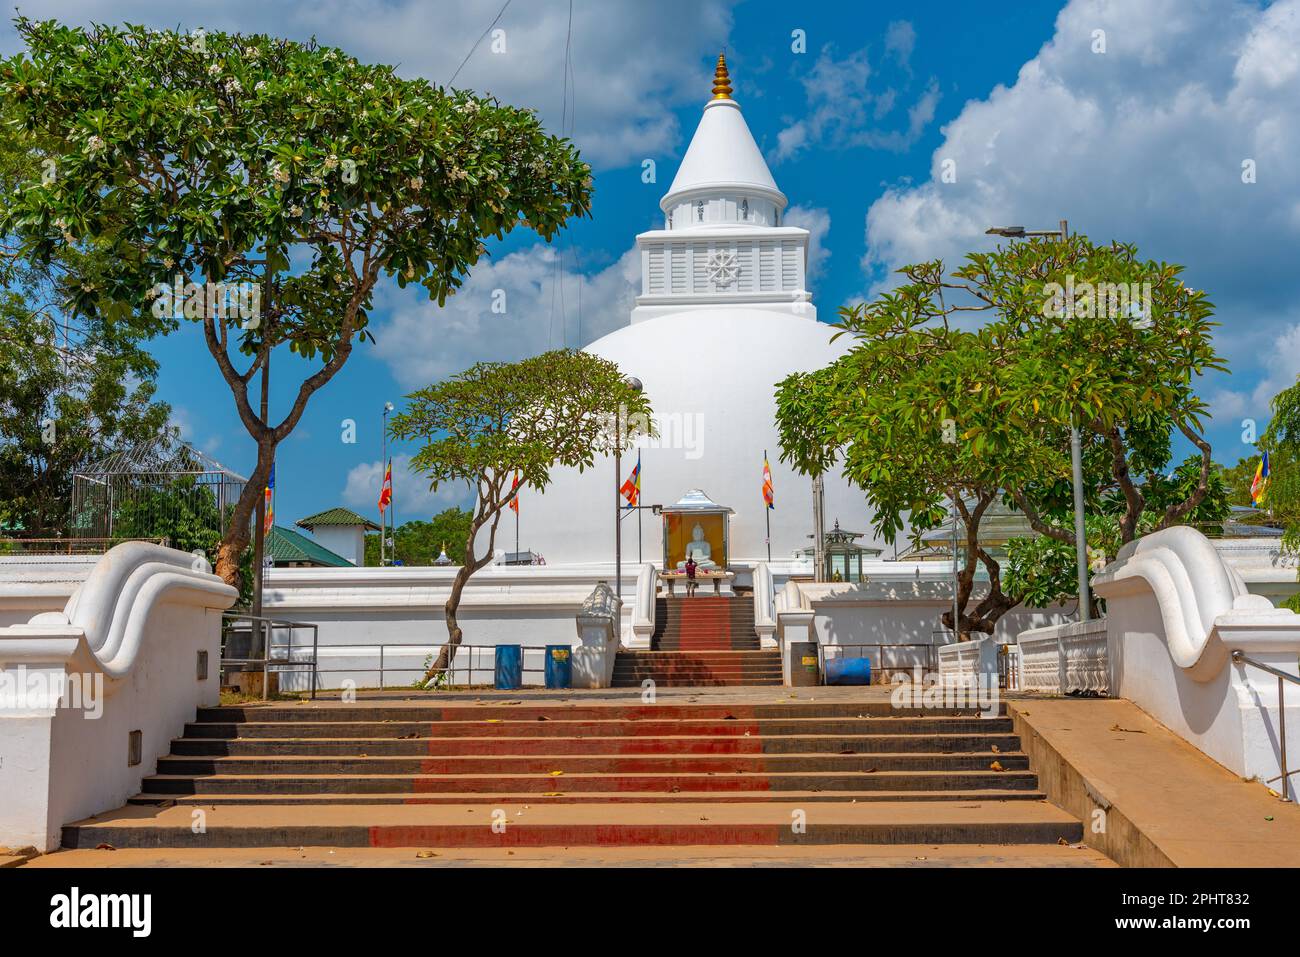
990,761,1005,772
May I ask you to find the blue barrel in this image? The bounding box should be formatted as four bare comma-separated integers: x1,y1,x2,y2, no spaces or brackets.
494,644,522,690
825,656,872,686
545,645,572,689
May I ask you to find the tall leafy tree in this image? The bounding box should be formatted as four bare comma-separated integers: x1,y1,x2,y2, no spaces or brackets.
0,20,593,588
391,350,651,678
776,235,1226,637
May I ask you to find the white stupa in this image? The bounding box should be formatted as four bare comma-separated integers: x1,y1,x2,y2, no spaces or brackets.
521,55,877,571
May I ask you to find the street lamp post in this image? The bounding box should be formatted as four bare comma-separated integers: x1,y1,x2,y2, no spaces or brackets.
986,219,1090,621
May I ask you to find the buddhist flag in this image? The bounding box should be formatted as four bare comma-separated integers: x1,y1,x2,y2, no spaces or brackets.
263,462,275,534
378,459,392,514
1251,452,1270,507
762,454,775,510
508,471,521,514
620,453,641,508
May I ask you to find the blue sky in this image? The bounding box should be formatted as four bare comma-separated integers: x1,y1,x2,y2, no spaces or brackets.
7,0,1297,525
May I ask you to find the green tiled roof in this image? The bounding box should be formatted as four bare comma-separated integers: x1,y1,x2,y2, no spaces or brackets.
295,507,380,531
266,525,353,567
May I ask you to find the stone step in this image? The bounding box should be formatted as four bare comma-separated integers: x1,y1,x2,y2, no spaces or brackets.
155,751,1029,776
615,650,773,658
138,768,1042,795
128,787,1050,806
63,800,1083,849
197,702,1004,722
611,677,783,686
184,716,1016,739
611,669,783,678
169,732,1024,757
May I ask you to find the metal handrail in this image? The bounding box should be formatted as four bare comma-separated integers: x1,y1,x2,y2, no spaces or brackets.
1231,649,1297,803
304,641,548,690
818,642,939,684
221,613,319,701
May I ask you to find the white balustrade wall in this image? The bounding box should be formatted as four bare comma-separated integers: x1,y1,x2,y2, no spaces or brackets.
0,543,236,850
1089,527,1300,794
1017,619,1110,694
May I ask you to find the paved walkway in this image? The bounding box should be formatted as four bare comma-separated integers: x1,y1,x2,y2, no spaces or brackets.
27,843,1114,868
1011,697,1300,867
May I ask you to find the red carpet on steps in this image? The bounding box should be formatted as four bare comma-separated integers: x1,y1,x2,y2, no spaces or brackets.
674,597,732,650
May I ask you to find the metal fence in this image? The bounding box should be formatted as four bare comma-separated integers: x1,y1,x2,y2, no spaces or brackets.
221,628,550,693
304,642,548,690
0,537,166,555
220,613,319,700
818,642,939,684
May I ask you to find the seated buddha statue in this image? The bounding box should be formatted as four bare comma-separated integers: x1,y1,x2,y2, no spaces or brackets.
677,523,717,570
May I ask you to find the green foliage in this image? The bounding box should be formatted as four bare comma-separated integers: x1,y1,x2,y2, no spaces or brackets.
1262,378,1300,577
391,349,651,656
1221,456,1264,509
775,233,1225,636
363,508,472,566
392,350,652,505
0,19,594,579
1004,535,1078,610
0,295,171,535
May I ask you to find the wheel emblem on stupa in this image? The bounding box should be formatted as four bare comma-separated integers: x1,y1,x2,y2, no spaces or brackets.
706,249,740,288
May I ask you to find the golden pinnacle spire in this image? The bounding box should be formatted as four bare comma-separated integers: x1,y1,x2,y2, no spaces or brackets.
711,52,733,100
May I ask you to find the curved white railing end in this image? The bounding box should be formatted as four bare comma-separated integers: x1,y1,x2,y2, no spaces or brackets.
41,542,237,680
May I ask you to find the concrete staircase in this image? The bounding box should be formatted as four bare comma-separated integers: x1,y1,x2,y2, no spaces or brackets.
61,699,1096,855
612,595,781,687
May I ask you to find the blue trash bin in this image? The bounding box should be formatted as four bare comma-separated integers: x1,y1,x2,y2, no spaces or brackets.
545,645,572,689
494,644,522,690
825,656,872,686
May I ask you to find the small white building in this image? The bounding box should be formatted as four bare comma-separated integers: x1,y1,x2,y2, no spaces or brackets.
294,508,379,567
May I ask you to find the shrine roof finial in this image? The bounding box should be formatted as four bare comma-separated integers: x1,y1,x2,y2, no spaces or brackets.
712,52,733,100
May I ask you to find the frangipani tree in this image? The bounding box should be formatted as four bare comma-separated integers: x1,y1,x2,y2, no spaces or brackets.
777,294,1056,639
0,19,592,586
777,234,1227,637
390,349,652,680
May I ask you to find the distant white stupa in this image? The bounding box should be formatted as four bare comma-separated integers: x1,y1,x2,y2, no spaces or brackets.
518,54,877,569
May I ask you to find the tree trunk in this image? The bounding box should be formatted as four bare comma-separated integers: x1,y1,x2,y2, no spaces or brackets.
428,561,473,679
215,439,276,591
421,495,504,686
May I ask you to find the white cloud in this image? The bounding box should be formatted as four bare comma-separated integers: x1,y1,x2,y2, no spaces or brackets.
772,33,940,162
885,20,917,70
342,453,473,521
370,243,639,389
0,0,738,169
859,0,1300,432
862,0,1300,301
783,205,831,281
